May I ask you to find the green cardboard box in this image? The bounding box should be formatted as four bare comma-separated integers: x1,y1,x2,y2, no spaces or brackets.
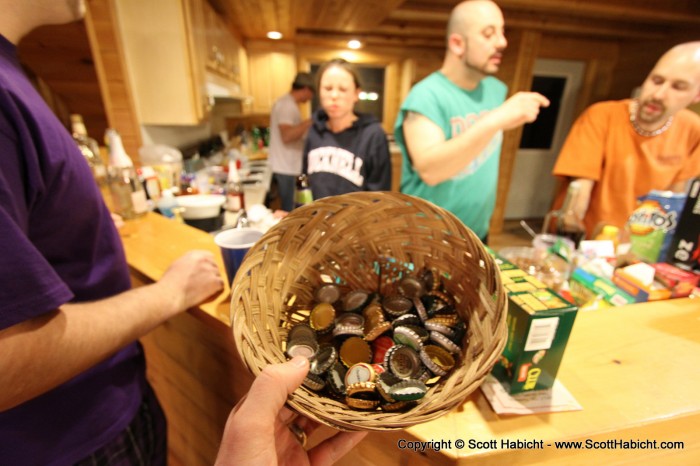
491,289,578,394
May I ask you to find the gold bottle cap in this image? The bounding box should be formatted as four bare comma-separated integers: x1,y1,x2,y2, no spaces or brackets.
309,302,336,333
420,345,455,377
381,400,418,412
424,315,460,328
339,336,372,367
345,381,377,398
364,320,392,342
345,397,380,410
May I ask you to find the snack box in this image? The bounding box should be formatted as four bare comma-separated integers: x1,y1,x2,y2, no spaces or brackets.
491,289,578,394
570,267,635,307
612,265,672,302
665,177,700,272
489,248,550,293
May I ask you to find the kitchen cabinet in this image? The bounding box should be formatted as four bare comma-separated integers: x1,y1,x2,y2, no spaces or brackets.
246,42,297,114
115,0,245,125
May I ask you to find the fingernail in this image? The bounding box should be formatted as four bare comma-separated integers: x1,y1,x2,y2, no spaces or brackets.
290,356,308,368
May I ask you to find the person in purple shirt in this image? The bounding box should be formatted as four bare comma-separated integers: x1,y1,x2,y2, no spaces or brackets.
0,1,223,464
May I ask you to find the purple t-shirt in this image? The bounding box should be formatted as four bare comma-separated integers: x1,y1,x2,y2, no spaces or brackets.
0,34,146,464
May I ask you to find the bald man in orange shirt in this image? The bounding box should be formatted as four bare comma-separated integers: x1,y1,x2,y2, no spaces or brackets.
553,42,700,237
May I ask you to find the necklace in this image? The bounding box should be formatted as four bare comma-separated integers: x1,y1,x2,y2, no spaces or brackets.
629,100,673,137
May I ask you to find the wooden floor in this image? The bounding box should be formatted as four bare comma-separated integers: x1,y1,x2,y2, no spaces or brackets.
488,217,543,250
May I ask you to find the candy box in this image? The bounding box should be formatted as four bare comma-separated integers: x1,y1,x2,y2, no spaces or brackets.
491,289,578,394
612,263,672,302
570,267,635,307
651,262,699,299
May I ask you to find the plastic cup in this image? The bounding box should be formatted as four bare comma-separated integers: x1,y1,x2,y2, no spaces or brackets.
242,180,267,207
214,228,263,284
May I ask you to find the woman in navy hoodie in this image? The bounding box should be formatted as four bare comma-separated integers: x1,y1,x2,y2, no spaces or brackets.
303,58,392,199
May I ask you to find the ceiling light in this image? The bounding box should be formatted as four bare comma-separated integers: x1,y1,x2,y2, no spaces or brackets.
267,31,283,40
347,40,362,50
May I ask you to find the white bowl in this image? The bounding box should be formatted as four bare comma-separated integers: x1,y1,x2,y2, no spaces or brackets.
176,194,225,219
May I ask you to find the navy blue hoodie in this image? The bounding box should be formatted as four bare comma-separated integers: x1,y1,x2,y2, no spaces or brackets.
302,109,391,200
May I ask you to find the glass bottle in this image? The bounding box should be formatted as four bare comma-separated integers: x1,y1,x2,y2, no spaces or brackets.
225,160,245,213
105,129,148,220
543,180,586,245
294,174,313,209
71,114,108,196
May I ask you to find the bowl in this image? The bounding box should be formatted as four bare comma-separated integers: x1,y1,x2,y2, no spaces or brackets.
176,194,225,220
498,246,571,291
230,191,508,431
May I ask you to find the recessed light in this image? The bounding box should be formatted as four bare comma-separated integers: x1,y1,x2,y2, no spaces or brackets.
347,39,362,50
267,31,283,40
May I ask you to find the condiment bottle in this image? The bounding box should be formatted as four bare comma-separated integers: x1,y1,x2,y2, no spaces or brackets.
105,129,148,220
225,160,244,213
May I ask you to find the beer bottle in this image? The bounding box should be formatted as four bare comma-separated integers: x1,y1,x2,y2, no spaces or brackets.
294,174,313,209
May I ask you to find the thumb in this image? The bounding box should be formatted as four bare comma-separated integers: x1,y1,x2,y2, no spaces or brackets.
244,357,310,421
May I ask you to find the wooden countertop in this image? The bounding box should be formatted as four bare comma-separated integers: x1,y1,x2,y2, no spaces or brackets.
121,212,700,465
120,212,233,324
389,297,700,465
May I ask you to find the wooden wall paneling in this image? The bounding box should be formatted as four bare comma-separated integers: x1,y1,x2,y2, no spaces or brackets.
132,272,254,466
491,29,541,235
84,0,142,160
608,39,683,101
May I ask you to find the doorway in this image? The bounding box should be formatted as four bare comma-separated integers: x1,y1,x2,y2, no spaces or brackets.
504,59,585,219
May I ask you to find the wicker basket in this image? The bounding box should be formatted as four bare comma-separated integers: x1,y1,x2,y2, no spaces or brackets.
231,191,507,431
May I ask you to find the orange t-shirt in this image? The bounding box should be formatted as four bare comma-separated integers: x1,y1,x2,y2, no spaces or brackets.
552,99,700,237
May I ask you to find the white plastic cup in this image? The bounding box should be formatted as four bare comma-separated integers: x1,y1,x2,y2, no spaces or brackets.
243,181,266,207
214,228,263,284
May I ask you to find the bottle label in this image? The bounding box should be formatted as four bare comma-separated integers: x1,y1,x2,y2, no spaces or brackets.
295,188,313,208
227,193,243,212
131,189,149,214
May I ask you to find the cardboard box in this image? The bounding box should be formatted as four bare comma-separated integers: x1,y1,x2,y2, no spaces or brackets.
665,177,700,271
491,289,578,394
652,263,699,297
570,267,636,306
612,267,672,302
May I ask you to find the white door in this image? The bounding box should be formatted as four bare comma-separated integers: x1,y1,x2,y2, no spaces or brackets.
505,59,585,219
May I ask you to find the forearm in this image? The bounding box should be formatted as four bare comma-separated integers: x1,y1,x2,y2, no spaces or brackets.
406,114,502,185
572,178,594,222
0,281,180,412
280,120,311,144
